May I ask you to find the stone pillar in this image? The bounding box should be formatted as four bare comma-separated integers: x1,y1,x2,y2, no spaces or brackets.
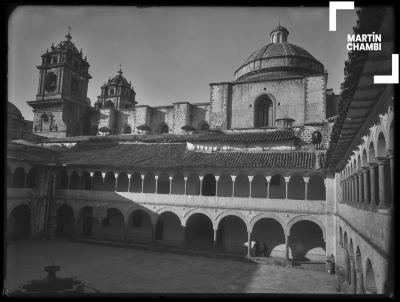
184,177,187,195
266,176,271,199
358,171,363,203
362,168,369,204
354,174,359,203
155,175,159,194
127,173,132,192
248,176,253,198
101,172,106,191
369,163,377,206
215,176,219,197
213,229,217,255
284,176,291,199
387,150,394,203
356,267,365,294
114,173,119,191
169,176,172,194
376,157,387,208
181,227,187,248
350,175,355,202
247,231,252,257
303,177,309,200
285,235,290,260
199,176,203,196
151,223,156,244
231,175,236,197
141,174,145,193
89,172,94,190
350,259,357,294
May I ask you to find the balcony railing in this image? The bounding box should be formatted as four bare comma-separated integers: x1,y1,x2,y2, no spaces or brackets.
55,189,326,213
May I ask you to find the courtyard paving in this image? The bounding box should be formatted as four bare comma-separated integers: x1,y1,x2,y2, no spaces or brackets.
5,239,339,294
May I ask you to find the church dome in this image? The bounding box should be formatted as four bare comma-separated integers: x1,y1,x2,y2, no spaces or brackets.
8,102,24,121
54,32,80,54
234,25,324,81
108,68,130,86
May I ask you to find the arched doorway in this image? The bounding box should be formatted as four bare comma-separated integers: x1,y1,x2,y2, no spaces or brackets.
186,174,200,195
288,175,305,199
26,168,38,189
251,175,267,198
155,212,183,246
7,204,31,240
12,167,26,188
234,174,249,197
126,210,153,243
116,172,129,192
69,171,80,190
56,204,75,237
185,213,214,251
92,171,103,191
252,218,285,257
365,258,377,294
171,173,185,195
216,215,247,255
81,171,91,190
143,173,156,193
130,173,142,192
80,206,94,237
202,174,216,196
254,95,273,128
103,172,116,191
269,174,285,199
99,208,125,241
157,173,170,194
289,220,325,262
57,170,69,189
308,176,326,200
217,174,233,197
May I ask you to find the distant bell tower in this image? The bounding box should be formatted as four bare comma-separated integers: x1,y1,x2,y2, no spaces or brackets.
27,28,93,138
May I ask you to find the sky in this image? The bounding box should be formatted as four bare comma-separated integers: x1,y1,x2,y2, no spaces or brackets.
8,6,358,121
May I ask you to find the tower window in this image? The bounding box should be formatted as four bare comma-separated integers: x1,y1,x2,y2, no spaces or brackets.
160,124,169,134
254,95,273,128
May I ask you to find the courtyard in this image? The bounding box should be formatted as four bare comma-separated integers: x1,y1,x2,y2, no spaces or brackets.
5,239,338,294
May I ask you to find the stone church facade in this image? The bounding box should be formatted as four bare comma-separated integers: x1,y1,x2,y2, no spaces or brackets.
7,7,394,295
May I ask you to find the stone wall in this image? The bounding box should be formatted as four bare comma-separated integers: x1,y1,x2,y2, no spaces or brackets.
305,74,327,123
210,83,230,129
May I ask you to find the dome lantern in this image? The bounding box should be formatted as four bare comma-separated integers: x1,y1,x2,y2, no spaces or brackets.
269,23,289,43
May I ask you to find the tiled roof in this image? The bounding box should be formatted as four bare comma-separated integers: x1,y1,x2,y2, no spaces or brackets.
7,141,60,165
35,130,296,145
57,142,324,170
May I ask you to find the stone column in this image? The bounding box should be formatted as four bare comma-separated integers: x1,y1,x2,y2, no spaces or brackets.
141,174,145,193
215,176,219,197
199,176,203,196
376,157,387,208
284,176,291,199
303,177,309,200
369,163,377,206
247,231,252,257
213,229,217,255
101,172,106,191
184,177,187,195
354,174,359,203
358,171,363,203
151,223,156,244
356,267,365,294
127,173,132,192
248,176,253,198
362,168,369,204
169,176,172,194
114,173,119,191
350,259,356,294
181,227,187,248
351,175,355,202
231,175,236,197
285,235,290,260
387,150,394,203
266,176,271,199
89,172,94,190
155,175,159,194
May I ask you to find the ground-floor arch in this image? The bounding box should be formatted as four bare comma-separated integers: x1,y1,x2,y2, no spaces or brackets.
56,204,75,238
155,211,183,246
251,217,286,257
289,220,325,262
126,209,153,243
216,215,247,255
7,204,31,240
185,213,214,251
98,208,125,241
365,258,377,294
80,206,95,238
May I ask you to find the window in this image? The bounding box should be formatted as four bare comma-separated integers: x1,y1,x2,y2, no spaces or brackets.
254,95,273,127
160,124,169,134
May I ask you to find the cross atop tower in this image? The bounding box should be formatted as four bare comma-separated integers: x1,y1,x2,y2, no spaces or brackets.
66,25,72,41
118,64,123,75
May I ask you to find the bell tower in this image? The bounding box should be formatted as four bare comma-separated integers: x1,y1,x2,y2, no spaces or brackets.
27,28,94,138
